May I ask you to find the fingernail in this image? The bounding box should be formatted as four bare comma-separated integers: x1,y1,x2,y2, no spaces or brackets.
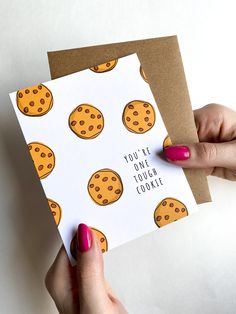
77,223,92,252
164,146,190,161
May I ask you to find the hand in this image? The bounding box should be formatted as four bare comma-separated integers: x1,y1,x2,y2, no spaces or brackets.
164,104,236,181
45,223,127,314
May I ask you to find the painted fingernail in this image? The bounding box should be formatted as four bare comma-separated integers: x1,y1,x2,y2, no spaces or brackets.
164,146,190,161
77,223,92,252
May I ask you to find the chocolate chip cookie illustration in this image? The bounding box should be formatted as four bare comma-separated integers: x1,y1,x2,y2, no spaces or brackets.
88,169,123,206
48,198,61,226
28,142,55,179
70,227,108,260
16,84,53,116
163,135,172,150
90,59,118,73
122,100,156,134
140,66,148,83
69,104,104,139
91,227,108,253
154,197,188,228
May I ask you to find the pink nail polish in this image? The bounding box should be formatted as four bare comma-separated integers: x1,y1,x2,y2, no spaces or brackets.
77,223,92,252
164,146,190,161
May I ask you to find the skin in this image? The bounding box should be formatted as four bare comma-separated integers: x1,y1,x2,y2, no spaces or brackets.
167,104,236,181
45,230,127,314
45,104,236,313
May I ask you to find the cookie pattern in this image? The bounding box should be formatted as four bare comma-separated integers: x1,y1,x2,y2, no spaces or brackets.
154,197,188,228
28,142,55,179
69,104,104,139
48,198,61,226
91,227,108,253
16,84,53,116
140,66,148,83
163,135,172,150
90,59,118,73
122,100,156,134
88,168,123,206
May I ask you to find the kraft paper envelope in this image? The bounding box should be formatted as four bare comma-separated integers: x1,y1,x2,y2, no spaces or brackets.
47,35,211,204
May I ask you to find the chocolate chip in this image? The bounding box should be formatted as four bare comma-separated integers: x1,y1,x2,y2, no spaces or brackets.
100,238,105,242
29,101,34,107
103,199,108,204
79,120,85,125
78,107,82,112
85,109,90,113
102,249,105,253
28,145,32,150
94,66,99,71
71,121,77,126
24,107,29,113
147,123,152,127
46,92,50,98
40,98,45,104
51,203,56,208
139,128,144,132
111,177,117,181
144,117,149,122
175,208,180,213
102,177,108,182
38,85,42,90
25,89,30,94
33,89,38,94
97,194,102,199
128,104,134,109
91,114,95,119
146,110,150,114
164,215,170,220
133,111,138,116
48,153,52,157
89,184,94,188
52,211,56,216
89,125,94,131
143,103,149,107
81,130,86,135
108,186,113,191
106,62,111,67
181,208,186,212
115,189,121,194
35,147,40,152
95,174,100,179
156,216,162,221
169,203,174,207
126,117,131,121
38,165,43,171
38,108,43,112
47,164,52,169
162,201,167,206
95,186,100,192
97,114,102,119
133,121,139,125
18,92,23,98
41,153,46,157
97,124,102,129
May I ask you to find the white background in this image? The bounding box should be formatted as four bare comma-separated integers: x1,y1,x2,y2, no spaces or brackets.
0,1,235,313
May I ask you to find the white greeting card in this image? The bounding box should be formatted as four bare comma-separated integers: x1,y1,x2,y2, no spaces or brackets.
10,54,198,263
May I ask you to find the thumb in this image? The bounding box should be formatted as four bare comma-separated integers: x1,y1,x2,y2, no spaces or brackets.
164,141,236,169
76,223,110,311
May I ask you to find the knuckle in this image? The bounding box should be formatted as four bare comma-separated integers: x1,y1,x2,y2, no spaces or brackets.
198,142,217,164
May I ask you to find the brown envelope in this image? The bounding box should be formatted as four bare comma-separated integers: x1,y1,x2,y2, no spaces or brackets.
47,36,211,204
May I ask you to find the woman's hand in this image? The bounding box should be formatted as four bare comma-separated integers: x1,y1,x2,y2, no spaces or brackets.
45,223,127,314
164,104,236,181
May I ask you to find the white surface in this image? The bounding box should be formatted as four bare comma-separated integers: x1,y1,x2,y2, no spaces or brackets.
0,1,235,313
10,53,198,265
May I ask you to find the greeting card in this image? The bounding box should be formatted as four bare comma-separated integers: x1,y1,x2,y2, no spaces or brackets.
10,53,198,264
